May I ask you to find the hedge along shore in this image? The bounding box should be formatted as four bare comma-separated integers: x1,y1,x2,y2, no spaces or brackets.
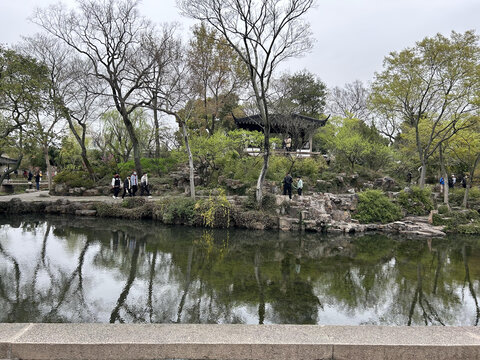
0,191,447,236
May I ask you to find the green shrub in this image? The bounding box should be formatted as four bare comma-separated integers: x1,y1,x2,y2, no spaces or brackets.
266,156,290,182
95,201,153,219
397,186,434,215
437,205,450,214
456,223,480,234
121,197,146,209
261,193,277,212
244,189,277,213
54,170,94,188
354,189,402,224
432,209,480,233
291,157,327,180
449,187,480,208
156,197,196,225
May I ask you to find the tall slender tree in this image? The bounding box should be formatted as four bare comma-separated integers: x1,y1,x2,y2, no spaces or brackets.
178,0,316,203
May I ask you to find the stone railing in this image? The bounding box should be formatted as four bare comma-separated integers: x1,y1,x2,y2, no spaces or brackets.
1,324,480,360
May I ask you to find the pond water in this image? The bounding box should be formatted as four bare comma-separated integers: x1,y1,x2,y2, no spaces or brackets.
0,215,479,326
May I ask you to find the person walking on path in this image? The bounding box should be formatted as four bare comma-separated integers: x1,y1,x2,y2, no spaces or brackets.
283,173,293,199
130,171,138,196
122,175,131,199
140,172,151,198
34,171,41,191
295,176,303,196
27,170,33,189
111,174,121,199
452,174,456,188
462,175,468,189
439,176,445,193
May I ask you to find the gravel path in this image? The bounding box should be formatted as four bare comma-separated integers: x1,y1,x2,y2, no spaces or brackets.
0,191,145,203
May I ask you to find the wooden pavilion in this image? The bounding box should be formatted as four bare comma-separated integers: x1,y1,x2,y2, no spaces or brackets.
234,113,329,153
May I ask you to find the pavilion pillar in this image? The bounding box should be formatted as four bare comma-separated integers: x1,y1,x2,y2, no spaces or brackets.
309,134,313,153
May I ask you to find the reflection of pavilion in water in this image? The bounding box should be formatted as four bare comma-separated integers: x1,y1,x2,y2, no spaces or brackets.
1,216,480,326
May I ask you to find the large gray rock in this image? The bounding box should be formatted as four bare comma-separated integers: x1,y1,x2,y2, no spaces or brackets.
54,183,68,195
75,209,97,216
83,189,100,197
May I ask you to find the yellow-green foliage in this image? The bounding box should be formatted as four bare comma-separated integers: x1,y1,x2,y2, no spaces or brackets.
292,157,327,179
195,189,231,228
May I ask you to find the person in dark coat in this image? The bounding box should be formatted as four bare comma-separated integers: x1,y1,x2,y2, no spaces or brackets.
111,174,121,199
27,170,33,189
34,171,41,190
282,173,293,199
406,171,412,185
122,176,131,199
448,177,454,189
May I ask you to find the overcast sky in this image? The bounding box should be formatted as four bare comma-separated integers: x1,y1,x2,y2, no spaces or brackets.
1,0,479,88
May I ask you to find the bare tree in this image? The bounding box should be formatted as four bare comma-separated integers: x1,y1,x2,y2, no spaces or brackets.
142,24,182,158
154,44,197,200
20,34,102,182
178,0,316,203
328,80,372,119
32,0,158,177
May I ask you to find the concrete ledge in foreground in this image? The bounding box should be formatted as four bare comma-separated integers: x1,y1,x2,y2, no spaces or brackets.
1,324,480,360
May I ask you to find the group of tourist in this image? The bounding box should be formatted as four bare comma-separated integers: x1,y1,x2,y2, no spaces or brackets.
111,171,151,199
282,173,303,199
439,174,468,193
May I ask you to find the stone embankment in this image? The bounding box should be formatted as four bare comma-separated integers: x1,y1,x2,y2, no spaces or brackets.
274,193,445,237
0,191,446,236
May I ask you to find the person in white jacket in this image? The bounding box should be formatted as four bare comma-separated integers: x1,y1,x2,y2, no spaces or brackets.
140,172,152,198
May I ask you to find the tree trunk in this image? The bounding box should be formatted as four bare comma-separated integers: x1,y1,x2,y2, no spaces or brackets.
463,153,480,208
419,161,427,188
180,119,195,200
63,111,95,180
439,144,449,208
256,122,270,205
44,145,52,191
0,155,22,186
80,145,95,180
152,96,161,158
415,122,427,188
122,112,143,178
255,101,270,205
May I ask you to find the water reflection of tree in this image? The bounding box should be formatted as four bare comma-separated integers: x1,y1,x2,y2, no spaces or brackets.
110,236,140,323
2,215,480,325
462,244,480,325
0,222,93,322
